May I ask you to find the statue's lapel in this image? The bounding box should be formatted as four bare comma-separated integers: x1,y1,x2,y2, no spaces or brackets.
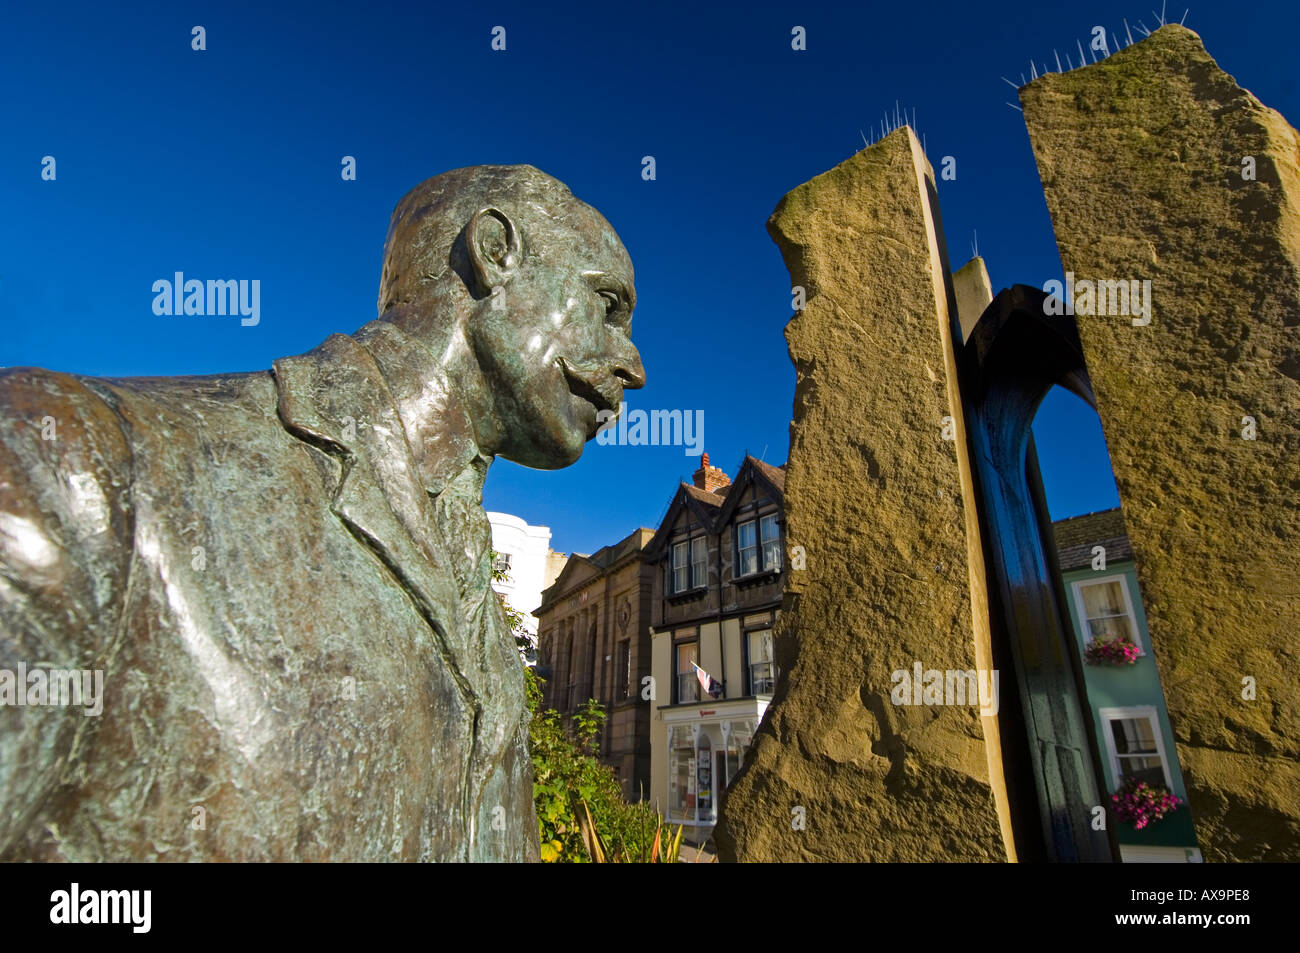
272,334,468,664
273,333,525,810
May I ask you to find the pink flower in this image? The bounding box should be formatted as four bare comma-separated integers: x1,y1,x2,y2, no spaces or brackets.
1112,776,1181,828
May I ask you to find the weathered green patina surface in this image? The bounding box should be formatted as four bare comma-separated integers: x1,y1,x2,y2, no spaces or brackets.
0,165,644,861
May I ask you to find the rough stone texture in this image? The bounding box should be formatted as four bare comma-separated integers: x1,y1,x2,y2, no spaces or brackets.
714,128,1007,862
953,257,993,343
1022,25,1300,861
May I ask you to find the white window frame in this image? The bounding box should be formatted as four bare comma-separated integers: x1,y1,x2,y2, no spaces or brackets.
671,540,689,594
747,628,776,695
1098,705,1173,789
675,640,699,704
690,536,707,589
736,519,759,577
1070,573,1145,656
760,513,781,572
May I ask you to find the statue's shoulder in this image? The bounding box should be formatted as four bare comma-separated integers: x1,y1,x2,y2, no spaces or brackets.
0,365,132,471
0,365,134,635
0,363,116,412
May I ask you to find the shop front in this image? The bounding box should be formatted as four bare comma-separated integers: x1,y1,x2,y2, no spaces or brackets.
664,702,766,840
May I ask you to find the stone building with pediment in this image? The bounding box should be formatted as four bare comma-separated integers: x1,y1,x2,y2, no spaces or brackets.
534,528,656,800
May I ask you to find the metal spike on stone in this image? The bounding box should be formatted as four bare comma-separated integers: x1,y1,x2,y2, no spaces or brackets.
1055,49,1062,71
1078,37,1088,64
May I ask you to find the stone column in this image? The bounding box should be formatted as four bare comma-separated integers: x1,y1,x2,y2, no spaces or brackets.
714,127,1010,862
1021,24,1300,860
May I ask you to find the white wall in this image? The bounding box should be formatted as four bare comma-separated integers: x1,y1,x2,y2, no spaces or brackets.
486,511,554,645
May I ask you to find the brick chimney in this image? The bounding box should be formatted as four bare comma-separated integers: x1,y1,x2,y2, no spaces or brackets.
692,452,731,494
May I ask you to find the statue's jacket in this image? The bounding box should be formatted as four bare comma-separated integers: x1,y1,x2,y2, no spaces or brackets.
0,334,540,861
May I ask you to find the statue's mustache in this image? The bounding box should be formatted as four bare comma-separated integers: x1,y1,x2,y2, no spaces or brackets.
557,358,622,414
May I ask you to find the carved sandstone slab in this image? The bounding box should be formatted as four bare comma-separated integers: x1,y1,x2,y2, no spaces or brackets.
1022,25,1300,860
714,128,1008,862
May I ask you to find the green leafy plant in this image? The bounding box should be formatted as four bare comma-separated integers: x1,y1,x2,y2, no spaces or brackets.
523,666,685,862
577,796,685,863
491,549,685,862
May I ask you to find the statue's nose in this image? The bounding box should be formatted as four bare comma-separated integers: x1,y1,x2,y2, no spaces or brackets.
613,346,646,390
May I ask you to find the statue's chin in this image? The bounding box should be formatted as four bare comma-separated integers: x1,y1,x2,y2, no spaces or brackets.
499,425,586,471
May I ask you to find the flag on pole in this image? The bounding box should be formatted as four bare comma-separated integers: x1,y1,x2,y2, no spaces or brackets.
691,661,723,698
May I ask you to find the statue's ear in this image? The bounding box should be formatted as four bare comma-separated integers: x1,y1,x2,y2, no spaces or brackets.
466,207,522,294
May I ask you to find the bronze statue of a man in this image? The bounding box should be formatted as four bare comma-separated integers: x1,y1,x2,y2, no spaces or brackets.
0,165,644,861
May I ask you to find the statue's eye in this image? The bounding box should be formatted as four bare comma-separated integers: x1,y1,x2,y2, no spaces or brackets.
599,290,620,317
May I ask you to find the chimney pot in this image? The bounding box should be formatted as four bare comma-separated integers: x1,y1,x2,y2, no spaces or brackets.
692,451,731,494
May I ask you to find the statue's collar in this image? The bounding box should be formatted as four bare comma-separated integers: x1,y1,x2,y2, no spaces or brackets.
271,329,489,500
271,333,466,645
351,320,489,500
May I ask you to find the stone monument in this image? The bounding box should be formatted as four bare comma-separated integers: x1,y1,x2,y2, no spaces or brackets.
718,25,1300,862
713,128,1012,862
1021,25,1300,861
0,164,645,861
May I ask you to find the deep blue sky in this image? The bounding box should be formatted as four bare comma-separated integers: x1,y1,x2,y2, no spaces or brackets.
3,1,1296,555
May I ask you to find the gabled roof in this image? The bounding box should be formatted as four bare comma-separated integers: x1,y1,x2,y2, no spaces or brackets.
713,456,786,527
682,483,726,509
645,481,724,559
752,458,787,493
645,455,787,559
1050,507,1133,572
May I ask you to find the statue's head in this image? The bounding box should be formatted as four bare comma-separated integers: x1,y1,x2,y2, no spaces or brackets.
376,165,645,470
